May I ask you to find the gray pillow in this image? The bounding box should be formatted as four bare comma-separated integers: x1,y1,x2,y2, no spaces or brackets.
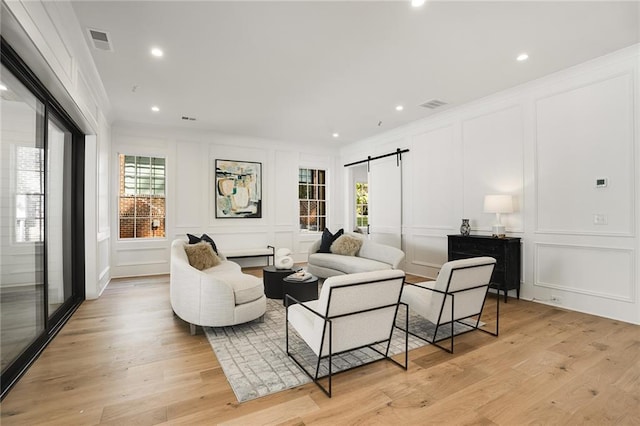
330,234,363,256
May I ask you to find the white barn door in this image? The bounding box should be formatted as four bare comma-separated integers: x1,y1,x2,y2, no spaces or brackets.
367,155,402,248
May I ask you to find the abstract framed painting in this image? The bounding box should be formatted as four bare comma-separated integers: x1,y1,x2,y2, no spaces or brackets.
215,159,262,218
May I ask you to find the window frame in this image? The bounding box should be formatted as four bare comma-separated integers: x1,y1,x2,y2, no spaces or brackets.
117,154,167,240
355,181,369,228
298,167,327,233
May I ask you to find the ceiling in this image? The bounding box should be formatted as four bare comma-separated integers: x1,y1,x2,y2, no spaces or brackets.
71,1,639,146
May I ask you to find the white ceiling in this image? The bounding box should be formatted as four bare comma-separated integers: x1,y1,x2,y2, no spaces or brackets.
71,1,639,146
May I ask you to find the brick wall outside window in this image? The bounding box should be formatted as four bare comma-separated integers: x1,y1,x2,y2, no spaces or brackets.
118,155,166,239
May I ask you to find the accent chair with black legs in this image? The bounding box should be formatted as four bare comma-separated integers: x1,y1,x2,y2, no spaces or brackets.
400,256,498,353
285,269,408,397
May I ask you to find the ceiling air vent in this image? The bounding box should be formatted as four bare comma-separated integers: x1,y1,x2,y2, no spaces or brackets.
420,99,447,109
87,28,113,51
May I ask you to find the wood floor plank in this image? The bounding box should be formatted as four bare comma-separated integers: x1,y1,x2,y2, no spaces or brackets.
218,396,320,426
1,272,638,425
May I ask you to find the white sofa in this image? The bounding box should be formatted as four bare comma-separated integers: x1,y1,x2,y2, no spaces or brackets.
306,234,405,279
170,239,266,334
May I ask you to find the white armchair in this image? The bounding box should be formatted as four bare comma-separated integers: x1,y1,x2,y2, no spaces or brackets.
170,239,266,334
286,269,407,397
400,256,497,353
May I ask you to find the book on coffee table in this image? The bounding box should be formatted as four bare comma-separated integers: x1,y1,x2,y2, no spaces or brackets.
286,271,314,282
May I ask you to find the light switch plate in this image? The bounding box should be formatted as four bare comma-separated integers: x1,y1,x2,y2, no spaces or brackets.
593,214,607,225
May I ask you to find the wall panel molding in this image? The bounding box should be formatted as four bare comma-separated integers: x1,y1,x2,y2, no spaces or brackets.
534,242,635,302
461,104,525,233
410,234,448,269
534,71,635,236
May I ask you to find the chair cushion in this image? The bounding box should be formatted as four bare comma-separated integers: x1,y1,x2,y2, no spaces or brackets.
401,282,438,323
204,260,241,273
308,253,392,274
216,272,264,305
287,300,326,355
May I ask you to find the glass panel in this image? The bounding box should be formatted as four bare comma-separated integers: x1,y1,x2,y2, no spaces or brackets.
119,196,135,217
1,64,46,374
46,118,73,318
151,197,165,217
307,215,318,232
151,218,165,238
135,197,151,217
136,157,151,195
119,218,135,239
135,218,151,238
309,201,318,217
317,170,325,184
298,185,308,199
299,201,309,216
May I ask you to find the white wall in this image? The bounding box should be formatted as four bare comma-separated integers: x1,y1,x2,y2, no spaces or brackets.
110,123,340,278
341,45,640,324
2,0,112,299
5,0,637,325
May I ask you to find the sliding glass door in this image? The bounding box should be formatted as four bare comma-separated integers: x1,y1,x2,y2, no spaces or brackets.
46,118,74,318
1,40,85,399
0,62,46,378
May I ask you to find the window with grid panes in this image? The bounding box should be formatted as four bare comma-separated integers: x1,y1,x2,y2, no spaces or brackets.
298,168,326,232
118,155,166,238
15,146,45,243
355,182,368,227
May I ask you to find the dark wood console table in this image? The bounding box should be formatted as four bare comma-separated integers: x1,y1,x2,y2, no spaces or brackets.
448,235,521,302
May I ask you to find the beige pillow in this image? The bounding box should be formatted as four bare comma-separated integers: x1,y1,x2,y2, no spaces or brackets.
330,234,363,256
184,241,221,270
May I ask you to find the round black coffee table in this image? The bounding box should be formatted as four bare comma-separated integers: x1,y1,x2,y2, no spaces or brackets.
263,266,294,299
283,274,319,307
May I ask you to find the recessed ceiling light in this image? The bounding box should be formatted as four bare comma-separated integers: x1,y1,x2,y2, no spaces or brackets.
0,84,7,91
332,133,339,138
517,53,529,62
395,105,404,111
151,47,163,57
411,0,426,7
151,106,160,112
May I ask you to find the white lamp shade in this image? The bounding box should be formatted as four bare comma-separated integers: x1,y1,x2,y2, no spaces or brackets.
484,195,514,214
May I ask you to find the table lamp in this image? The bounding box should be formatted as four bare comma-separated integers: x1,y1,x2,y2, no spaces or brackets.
484,195,513,237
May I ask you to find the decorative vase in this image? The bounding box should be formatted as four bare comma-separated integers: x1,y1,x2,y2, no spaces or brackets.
460,219,471,236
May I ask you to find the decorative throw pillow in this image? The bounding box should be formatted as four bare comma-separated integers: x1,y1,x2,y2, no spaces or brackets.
187,233,218,254
184,241,221,270
330,234,363,257
318,228,344,253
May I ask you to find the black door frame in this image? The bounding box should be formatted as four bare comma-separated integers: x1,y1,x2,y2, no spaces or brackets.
1,37,85,400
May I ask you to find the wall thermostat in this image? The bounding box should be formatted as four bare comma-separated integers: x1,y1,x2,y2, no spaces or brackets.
596,178,608,188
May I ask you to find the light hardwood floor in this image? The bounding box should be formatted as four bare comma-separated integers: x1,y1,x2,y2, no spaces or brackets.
1,271,638,425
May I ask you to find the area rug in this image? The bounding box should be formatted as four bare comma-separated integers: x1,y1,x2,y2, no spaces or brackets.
204,299,478,402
